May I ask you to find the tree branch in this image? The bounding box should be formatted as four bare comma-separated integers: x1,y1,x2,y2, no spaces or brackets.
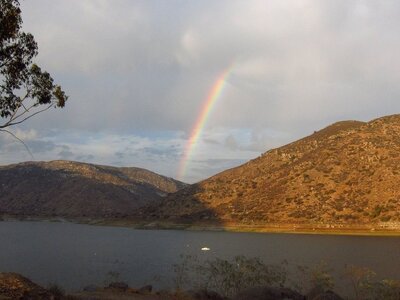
0,128,34,159
2,90,31,127
0,0,67,131
0,103,53,129
6,102,37,125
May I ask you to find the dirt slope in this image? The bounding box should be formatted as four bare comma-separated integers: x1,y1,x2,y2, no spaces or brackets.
0,160,186,218
147,115,400,228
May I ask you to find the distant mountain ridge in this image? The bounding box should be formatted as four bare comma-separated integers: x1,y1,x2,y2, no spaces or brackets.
0,160,186,219
2,114,400,232
144,114,400,229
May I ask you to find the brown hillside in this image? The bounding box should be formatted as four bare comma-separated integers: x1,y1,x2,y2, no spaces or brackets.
147,114,400,227
0,160,186,219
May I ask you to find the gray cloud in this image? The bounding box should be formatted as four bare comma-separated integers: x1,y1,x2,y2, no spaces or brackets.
224,135,239,151
0,0,397,182
75,154,95,162
19,0,400,136
26,140,56,153
0,130,53,156
58,149,74,159
203,138,220,145
141,146,179,158
115,152,125,159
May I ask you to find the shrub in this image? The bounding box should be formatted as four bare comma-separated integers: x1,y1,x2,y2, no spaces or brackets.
47,283,65,299
291,260,334,295
344,265,376,300
372,205,383,218
373,279,400,300
173,255,287,297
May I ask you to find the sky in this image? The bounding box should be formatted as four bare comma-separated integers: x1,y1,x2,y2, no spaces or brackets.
1,0,400,183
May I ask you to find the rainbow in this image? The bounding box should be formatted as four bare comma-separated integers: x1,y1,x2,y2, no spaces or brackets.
177,67,233,181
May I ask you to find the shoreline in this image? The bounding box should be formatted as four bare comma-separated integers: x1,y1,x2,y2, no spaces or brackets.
2,215,400,236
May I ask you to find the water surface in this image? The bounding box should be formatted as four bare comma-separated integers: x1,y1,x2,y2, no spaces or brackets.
1,221,399,293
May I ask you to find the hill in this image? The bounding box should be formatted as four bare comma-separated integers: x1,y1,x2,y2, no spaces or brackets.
144,114,400,230
0,160,186,219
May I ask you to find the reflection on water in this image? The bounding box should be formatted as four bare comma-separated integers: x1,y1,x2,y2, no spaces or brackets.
0,221,399,292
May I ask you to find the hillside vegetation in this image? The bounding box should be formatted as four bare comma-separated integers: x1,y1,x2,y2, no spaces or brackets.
145,115,400,230
2,115,400,232
0,160,186,219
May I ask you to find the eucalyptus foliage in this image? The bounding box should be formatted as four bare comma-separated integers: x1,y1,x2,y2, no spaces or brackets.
0,0,67,131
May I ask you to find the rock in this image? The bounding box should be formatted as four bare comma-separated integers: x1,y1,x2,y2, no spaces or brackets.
82,284,99,292
188,289,227,300
0,272,53,300
234,286,305,300
311,290,344,300
306,286,325,299
107,281,129,291
306,286,343,299
138,284,152,294
155,289,172,296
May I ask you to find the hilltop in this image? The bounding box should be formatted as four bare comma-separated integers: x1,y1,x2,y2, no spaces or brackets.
0,160,186,219
2,115,400,233
144,114,400,231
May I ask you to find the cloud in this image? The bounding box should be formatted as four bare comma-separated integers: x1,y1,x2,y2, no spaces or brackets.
14,129,38,141
58,148,74,159
26,140,57,153
0,0,397,183
203,138,220,145
141,146,180,159
75,154,95,162
115,151,125,159
19,0,400,135
224,135,238,150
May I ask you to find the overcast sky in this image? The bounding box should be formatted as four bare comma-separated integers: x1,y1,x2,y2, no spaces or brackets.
1,0,400,183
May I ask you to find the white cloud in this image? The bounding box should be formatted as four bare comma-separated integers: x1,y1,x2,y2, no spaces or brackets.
13,129,38,141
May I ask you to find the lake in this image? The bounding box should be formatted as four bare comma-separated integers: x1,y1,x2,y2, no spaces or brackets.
1,220,399,294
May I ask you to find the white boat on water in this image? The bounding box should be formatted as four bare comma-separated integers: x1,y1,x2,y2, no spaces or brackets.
201,247,210,251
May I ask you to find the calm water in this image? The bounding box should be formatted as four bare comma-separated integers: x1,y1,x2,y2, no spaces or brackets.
1,221,400,293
